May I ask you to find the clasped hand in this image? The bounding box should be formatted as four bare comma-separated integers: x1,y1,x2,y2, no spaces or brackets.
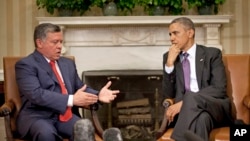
165,101,182,124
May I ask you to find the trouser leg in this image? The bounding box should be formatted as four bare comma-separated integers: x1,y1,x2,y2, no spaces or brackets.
190,112,213,141
29,119,62,141
171,93,227,141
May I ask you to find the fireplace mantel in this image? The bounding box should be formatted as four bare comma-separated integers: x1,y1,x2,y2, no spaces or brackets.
37,15,231,25
35,15,232,74
36,15,232,50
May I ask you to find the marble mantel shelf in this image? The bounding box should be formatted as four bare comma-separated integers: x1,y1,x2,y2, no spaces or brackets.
37,15,232,26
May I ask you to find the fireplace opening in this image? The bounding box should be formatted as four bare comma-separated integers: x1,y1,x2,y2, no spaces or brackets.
82,70,164,141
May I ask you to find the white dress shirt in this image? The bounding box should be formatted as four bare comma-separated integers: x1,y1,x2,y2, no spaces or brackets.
165,44,199,92
45,57,73,107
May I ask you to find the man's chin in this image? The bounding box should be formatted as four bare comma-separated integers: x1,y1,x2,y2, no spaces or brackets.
54,55,61,60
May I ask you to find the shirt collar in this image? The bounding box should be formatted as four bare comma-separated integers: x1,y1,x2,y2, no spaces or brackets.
44,56,56,64
186,43,196,59
179,43,196,60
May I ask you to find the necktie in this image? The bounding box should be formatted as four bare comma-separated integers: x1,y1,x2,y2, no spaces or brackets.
50,60,72,122
182,53,191,91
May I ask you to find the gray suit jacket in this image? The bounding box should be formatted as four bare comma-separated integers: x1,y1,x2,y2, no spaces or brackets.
15,50,98,137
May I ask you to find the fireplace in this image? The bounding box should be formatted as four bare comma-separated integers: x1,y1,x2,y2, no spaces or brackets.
82,70,163,140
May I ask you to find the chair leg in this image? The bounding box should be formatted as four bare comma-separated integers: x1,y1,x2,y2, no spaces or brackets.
91,109,104,138
4,115,14,141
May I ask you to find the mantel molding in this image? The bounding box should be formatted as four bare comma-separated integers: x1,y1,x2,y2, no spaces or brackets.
36,15,232,26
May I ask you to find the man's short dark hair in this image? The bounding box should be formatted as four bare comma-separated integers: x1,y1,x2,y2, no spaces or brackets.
170,17,195,31
33,23,61,48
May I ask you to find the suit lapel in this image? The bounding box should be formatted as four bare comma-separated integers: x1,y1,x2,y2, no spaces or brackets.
33,50,60,85
175,55,185,90
57,59,72,93
195,45,205,89
33,50,73,93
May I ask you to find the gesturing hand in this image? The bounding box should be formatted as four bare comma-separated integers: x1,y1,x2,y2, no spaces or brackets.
98,81,120,103
73,85,98,107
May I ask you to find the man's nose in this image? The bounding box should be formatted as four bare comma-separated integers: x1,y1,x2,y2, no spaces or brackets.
170,35,175,42
57,42,63,48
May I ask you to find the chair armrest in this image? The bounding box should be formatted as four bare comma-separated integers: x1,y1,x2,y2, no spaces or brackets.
0,100,15,140
154,98,174,139
243,95,250,109
0,100,15,117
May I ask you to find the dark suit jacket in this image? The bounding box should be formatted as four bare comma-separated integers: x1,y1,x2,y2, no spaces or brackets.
15,50,98,137
162,44,232,123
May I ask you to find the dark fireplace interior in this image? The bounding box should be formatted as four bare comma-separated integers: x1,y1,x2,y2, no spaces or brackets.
82,70,164,141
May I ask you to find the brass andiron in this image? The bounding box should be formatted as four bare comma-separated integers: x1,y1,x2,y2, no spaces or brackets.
154,88,160,130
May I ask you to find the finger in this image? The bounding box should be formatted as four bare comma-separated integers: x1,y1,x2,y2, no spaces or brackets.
170,116,174,122
80,85,87,91
86,96,98,104
86,93,98,98
165,114,172,126
109,95,116,101
172,44,180,50
112,90,120,94
90,98,98,103
104,81,112,88
171,43,177,48
168,119,172,125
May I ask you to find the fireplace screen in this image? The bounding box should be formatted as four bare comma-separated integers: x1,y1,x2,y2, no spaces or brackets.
82,70,164,141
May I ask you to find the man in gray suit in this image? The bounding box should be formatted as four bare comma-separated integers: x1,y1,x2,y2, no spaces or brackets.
15,23,120,141
162,17,232,141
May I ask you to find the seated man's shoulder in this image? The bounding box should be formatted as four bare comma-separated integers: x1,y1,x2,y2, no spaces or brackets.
198,45,222,57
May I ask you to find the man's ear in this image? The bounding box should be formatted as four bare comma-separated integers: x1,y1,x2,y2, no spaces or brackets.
36,39,43,48
188,29,195,38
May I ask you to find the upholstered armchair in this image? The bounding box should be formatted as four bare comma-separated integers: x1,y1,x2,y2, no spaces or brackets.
0,56,103,141
157,54,250,141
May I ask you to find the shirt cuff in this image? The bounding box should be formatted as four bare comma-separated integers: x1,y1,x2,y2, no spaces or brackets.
67,95,73,107
165,65,174,74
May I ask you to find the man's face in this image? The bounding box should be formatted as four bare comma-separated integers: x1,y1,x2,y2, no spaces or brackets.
168,22,193,51
36,32,63,60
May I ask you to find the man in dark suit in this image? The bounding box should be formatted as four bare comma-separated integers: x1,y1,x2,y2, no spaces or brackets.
15,23,120,141
162,17,232,141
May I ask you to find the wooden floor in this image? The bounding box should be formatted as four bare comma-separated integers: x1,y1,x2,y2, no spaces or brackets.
0,117,6,140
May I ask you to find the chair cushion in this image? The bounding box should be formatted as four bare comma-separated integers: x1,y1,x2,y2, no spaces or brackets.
157,127,230,141
157,128,173,141
209,127,229,141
